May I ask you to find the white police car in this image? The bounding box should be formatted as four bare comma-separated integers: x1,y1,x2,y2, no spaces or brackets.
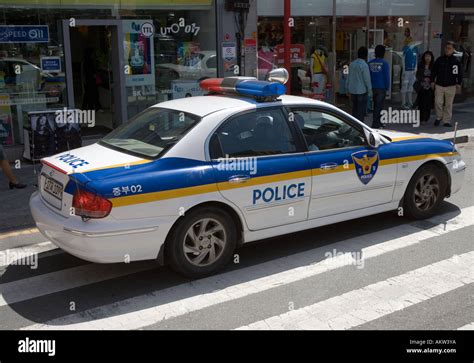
30,69,466,277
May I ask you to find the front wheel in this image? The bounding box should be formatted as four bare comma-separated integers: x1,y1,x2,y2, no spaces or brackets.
402,164,448,220
167,207,237,278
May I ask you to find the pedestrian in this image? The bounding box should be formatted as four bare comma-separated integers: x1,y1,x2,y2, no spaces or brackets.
346,46,372,123
432,41,464,127
0,145,26,189
369,45,390,129
415,50,435,125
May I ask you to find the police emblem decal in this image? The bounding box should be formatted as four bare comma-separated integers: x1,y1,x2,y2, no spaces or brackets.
351,150,380,185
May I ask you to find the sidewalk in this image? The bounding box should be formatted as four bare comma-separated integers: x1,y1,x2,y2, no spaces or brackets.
0,165,39,232
377,98,474,140
0,101,473,233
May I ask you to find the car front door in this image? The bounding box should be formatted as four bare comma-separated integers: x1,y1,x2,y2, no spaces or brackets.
209,107,311,231
290,107,397,219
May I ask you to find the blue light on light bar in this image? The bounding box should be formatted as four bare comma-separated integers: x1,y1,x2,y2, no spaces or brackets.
200,78,287,98
235,80,286,97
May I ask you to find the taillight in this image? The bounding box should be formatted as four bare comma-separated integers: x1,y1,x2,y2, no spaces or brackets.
72,189,112,219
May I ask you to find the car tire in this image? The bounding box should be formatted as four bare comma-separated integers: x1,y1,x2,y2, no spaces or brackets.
167,207,237,278
402,163,448,220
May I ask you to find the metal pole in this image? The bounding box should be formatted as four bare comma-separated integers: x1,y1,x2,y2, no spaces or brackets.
366,0,370,48
332,0,336,104
284,0,291,94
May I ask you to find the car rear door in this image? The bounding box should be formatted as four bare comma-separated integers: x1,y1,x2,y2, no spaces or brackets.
209,107,312,231
289,107,397,219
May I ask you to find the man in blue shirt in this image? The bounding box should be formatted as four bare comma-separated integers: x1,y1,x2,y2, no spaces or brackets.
346,46,372,123
369,45,390,129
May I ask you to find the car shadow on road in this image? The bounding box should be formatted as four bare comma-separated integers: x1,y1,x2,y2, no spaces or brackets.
0,201,462,329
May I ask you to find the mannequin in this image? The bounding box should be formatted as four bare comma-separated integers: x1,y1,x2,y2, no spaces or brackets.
310,47,328,97
401,28,418,109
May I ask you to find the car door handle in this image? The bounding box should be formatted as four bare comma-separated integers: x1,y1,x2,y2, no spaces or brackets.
320,163,338,171
228,175,251,184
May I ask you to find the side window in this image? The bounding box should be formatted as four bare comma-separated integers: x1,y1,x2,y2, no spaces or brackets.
292,109,366,151
211,109,297,158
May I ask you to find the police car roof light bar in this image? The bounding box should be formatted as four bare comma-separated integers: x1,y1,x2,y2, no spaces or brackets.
200,77,286,100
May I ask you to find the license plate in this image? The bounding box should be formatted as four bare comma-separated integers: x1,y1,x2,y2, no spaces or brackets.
43,176,63,200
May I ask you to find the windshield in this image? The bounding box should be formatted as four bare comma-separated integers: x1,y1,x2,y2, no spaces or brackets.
101,108,201,158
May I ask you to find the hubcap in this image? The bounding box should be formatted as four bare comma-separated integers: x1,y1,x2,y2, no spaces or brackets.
183,218,226,267
413,173,440,211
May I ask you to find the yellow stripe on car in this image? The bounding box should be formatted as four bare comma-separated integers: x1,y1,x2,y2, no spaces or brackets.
111,152,458,208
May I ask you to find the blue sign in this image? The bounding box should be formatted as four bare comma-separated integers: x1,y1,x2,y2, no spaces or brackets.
41,57,61,72
0,25,49,43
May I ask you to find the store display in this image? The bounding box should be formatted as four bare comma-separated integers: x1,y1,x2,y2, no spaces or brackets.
23,110,82,160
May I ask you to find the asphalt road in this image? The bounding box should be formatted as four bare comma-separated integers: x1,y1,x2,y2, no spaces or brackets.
0,101,473,331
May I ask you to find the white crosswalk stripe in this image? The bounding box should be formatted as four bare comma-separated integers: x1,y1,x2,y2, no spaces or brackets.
0,261,156,307
20,206,474,330
237,252,474,330
457,322,474,330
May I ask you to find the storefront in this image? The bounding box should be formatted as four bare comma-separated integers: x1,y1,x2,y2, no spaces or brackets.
443,0,474,98
257,0,432,107
0,0,217,150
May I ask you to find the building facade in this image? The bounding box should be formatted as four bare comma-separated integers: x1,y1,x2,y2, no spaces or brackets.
0,0,225,149
0,0,472,151
256,0,473,105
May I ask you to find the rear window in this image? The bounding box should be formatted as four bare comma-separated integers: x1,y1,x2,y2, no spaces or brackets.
100,108,200,158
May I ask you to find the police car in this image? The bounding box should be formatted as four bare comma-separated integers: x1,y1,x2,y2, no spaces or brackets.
30,69,466,277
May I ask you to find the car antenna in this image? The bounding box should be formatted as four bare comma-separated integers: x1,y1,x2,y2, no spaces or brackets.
452,122,458,153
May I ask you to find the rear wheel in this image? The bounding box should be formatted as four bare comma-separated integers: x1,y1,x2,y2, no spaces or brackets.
167,207,237,278
403,164,448,219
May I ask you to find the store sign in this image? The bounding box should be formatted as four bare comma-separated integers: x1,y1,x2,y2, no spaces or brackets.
275,44,305,65
140,22,154,38
222,42,236,61
41,56,61,72
0,25,49,43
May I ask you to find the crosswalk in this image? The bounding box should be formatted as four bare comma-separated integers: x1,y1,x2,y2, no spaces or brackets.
0,206,472,330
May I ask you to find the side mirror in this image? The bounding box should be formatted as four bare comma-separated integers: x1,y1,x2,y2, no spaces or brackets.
365,129,382,149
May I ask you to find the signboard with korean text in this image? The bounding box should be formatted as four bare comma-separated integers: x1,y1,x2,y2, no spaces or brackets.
41,56,61,72
275,44,305,66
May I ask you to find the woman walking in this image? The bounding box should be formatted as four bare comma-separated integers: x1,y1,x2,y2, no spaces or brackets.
415,51,435,125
